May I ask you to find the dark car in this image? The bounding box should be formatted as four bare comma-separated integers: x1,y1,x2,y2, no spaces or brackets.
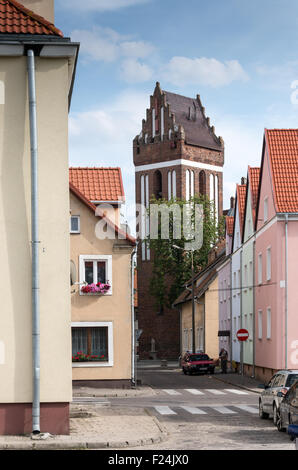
181,352,215,375
275,379,298,434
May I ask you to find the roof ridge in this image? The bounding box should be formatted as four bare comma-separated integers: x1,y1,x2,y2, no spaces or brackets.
1,0,63,37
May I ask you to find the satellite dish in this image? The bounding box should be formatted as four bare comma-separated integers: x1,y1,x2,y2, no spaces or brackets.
70,260,77,286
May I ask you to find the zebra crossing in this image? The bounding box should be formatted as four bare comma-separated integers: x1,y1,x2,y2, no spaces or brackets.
161,388,250,397
153,404,258,416
153,388,258,417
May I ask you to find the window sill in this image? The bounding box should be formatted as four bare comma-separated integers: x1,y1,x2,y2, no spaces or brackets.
72,362,113,368
80,291,112,297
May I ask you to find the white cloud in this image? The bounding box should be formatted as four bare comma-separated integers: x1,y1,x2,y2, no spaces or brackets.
69,90,149,216
161,56,249,87
71,27,154,64
61,0,149,12
121,58,153,83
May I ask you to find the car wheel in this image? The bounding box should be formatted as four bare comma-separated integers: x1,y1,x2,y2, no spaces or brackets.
276,411,285,432
259,400,269,419
273,403,278,426
182,368,187,375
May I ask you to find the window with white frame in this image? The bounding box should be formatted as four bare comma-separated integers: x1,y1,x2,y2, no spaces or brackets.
267,307,271,339
258,253,262,285
70,215,80,233
233,272,236,296
258,310,263,339
266,247,271,281
224,279,227,301
79,255,112,295
249,261,253,289
244,264,248,289
183,329,188,351
237,270,241,295
264,197,268,222
71,322,113,366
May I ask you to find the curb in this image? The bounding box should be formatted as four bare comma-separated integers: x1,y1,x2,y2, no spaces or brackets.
0,410,168,451
212,375,261,394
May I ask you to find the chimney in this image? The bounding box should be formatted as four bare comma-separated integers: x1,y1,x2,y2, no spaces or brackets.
21,0,55,24
241,177,247,185
230,196,235,209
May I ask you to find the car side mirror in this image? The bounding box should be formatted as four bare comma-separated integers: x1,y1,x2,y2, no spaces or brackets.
277,391,284,398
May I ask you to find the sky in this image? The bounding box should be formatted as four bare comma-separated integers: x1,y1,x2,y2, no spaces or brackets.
55,0,298,223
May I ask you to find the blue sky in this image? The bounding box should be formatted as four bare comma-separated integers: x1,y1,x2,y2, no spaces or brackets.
55,0,298,221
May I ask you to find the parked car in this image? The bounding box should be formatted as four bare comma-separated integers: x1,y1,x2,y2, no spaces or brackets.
258,370,298,425
181,352,215,375
275,380,298,434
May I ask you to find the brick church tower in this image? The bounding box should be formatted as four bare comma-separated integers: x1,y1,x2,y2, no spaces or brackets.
133,82,224,359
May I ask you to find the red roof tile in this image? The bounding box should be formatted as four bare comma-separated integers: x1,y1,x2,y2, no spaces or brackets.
265,129,298,213
237,184,247,237
69,182,135,246
0,0,63,36
248,166,260,224
69,167,125,203
226,216,234,236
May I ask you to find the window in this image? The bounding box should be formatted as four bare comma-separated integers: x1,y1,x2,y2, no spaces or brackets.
264,197,268,222
249,261,253,289
244,265,248,289
70,215,80,233
266,247,271,281
267,307,271,339
79,255,112,295
258,310,263,339
72,322,113,367
258,253,262,285
237,270,241,295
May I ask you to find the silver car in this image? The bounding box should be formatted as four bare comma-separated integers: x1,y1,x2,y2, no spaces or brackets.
258,370,298,425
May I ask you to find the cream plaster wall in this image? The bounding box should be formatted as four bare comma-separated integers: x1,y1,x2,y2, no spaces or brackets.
0,56,71,403
70,193,134,381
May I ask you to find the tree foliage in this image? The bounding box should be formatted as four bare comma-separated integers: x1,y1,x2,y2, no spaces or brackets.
145,194,224,311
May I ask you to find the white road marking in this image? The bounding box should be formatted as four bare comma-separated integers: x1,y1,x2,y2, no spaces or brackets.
212,406,237,414
205,389,226,395
154,406,177,415
234,405,258,414
184,389,204,395
180,406,207,415
225,389,248,395
162,389,182,395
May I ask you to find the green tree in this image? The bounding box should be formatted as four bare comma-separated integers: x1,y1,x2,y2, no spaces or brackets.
145,194,224,311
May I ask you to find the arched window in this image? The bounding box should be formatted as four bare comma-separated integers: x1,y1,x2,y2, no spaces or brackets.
154,170,162,199
199,170,206,196
168,170,177,200
185,169,194,201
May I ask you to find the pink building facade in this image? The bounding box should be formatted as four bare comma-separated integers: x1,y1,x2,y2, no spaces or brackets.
254,129,298,381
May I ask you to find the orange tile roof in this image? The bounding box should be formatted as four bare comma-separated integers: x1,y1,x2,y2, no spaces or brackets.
237,184,247,237
0,0,63,36
226,216,234,236
69,182,135,245
248,166,260,225
265,129,298,213
69,167,125,203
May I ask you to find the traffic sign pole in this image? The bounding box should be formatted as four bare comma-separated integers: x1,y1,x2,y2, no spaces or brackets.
236,329,249,381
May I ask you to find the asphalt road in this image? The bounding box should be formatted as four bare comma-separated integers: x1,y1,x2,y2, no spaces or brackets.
110,369,295,450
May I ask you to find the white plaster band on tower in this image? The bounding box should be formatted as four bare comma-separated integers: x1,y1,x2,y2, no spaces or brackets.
135,159,223,173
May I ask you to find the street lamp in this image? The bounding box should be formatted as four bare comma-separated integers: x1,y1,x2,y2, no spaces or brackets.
173,245,195,354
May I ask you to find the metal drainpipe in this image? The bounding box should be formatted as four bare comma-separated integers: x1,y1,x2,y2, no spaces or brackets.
285,214,288,370
27,49,40,434
131,245,137,386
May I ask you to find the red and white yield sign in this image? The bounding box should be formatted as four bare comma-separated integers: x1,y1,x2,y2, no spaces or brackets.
236,329,249,341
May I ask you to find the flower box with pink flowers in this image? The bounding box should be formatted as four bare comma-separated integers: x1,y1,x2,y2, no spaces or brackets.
81,282,111,295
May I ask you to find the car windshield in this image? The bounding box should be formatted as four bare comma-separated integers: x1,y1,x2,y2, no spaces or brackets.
285,374,298,387
189,354,209,362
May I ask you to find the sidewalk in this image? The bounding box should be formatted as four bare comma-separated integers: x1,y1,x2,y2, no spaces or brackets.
0,386,167,450
212,372,263,394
